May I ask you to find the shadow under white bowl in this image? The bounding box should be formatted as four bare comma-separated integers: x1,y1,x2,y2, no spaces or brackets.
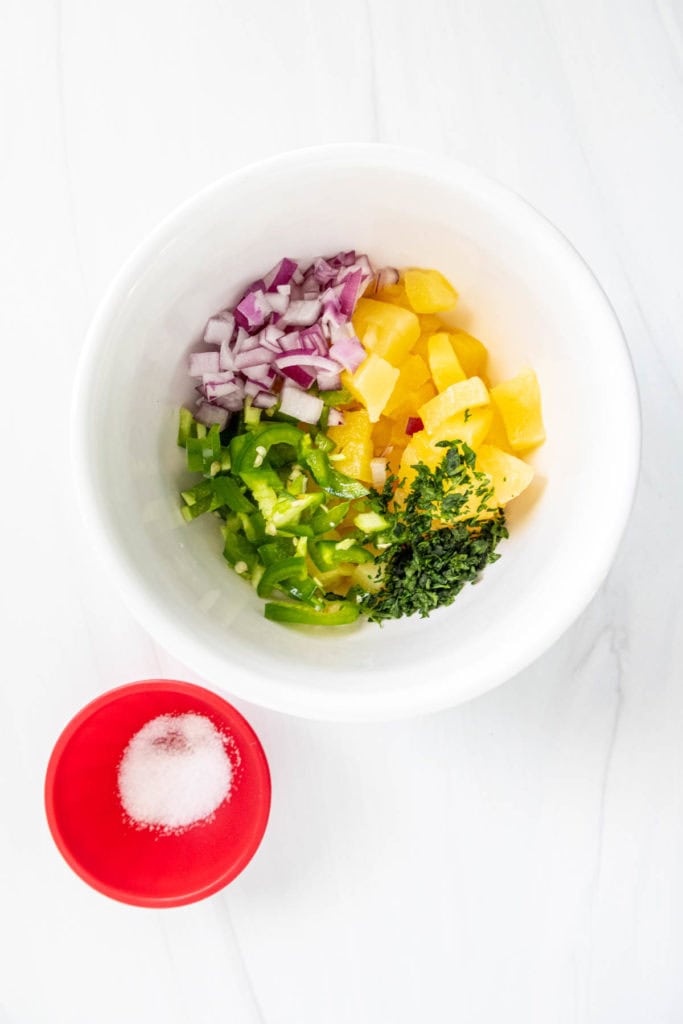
72,144,640,722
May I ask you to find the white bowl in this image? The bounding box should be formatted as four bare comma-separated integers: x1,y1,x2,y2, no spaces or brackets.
73,144,640,722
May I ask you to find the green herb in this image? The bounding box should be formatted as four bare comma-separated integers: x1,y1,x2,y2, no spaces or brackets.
360,441,507,622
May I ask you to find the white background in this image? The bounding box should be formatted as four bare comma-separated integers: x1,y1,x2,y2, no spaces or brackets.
2,1,683,1022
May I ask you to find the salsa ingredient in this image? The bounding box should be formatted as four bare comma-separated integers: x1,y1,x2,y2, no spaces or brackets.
178,258,546,627
117,714,232,832
188,252,376,429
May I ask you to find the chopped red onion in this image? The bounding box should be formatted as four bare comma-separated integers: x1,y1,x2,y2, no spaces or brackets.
317,370,342,391
327,408,345,427
234,347,275,370
188,251,398,426
195,402,228,429
189,351,220,377
374,266,399,293
279,384,324,424
263,257,298,292
406,416,424,436
329,336,366,373
252,392,278,409
204,313,235,345
279,299,322,328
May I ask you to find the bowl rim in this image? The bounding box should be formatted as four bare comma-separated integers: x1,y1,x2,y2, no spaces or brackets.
71,143,641,721
44,679,271,907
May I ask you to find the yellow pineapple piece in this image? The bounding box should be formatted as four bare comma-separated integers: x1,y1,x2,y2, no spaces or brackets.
490,368,545,451
484,403,512,452
476,444,535,506
419,376,489,434
383,353,431,415
327,409,373,482
342,353,399,424
404,269,458,313
427,333,467,391
353,298,420,366
430,406,493,451
450,331,488,379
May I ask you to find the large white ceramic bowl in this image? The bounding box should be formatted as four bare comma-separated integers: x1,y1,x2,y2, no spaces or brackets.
73,144,639,721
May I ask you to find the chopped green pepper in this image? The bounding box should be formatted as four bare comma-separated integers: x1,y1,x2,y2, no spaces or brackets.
257,556,308,598
264,600,360,626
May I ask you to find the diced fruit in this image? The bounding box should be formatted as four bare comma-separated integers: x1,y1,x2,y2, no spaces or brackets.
403,269,458,313
327,409,373,482
429,406,493,451
353,298,420,366
372,416,394,451
372,280,412,309
417,314,446,335
427,333,467,391
384,354,431,415
484,404,511,452
419,376,489,435
476,444,535,505
449,331,488,379
387,380,436,435
490,368,545,451
342,353,400,424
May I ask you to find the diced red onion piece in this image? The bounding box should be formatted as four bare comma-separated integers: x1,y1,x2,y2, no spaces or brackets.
279,384,324,424
406,416,424,436
263,292,289,316
263,257,298,292
252,392,278,409
370,458,387,490
327,408,345,427
278,332,302,352
234,290,269,332
195,402,228,429
329,251,356,268
244,364,276,384
204,313,235,345
312,257,337,286
233,328,260,354
328,322,355,344
299,324,327,354
317,370,341,391
258,325,285,352
374,266,400,292
234,346,275,369
278,299,321,327
279,364,315,390
189,351,220,377
219,338,235,371
215,393,244,412
329,336,366,373
204,378,240,400
274,353,340,374
244,381,263,397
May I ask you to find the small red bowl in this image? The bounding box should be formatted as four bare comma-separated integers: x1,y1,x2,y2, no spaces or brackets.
44,680,271,907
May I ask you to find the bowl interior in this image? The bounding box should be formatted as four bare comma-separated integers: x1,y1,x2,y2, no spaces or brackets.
45,681,271,906
75,147,639,719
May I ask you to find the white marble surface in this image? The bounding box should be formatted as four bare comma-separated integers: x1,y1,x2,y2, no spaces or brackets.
1,0,682,1020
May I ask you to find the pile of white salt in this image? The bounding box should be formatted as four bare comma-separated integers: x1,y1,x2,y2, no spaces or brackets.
117,713,232,832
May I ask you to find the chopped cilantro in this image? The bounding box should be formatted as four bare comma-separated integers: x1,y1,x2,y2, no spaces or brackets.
360,441,507,622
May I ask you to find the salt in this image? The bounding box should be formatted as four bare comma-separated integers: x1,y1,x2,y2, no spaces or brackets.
117,713,232,831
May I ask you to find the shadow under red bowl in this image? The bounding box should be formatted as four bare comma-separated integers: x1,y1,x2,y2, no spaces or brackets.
44,680,271,907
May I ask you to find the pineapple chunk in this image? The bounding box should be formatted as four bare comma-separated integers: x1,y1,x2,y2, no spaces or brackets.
450,331,488,379
353,298,420,366
404,269,458,313
383,353,431,415
430,406,493,451
419,376,489,434
342,353,399,424
427,333,467,391
484,403,512,452
476,444,534,506
327,408,374,482
490,368,545,451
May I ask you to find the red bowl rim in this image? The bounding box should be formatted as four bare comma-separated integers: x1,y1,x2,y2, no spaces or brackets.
44,679,271,907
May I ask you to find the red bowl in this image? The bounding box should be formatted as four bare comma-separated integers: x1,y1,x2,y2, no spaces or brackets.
44,680,271,907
